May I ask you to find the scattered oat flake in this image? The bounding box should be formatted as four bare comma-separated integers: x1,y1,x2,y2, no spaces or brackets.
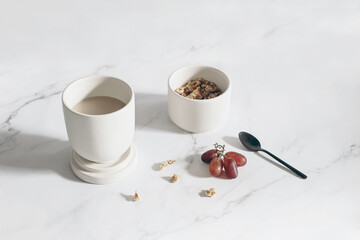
167,160,176,165
160,161,169,170
160,160,176,170
133,191,140,201
170,174,179,183
205,188,216,197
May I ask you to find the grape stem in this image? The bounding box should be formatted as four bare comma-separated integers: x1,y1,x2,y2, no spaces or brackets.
214,143,226,159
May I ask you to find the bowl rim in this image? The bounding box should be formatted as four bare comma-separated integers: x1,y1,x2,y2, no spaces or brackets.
168,65,231,102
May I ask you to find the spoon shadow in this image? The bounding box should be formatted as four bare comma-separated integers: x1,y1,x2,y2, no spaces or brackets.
255,152,301,178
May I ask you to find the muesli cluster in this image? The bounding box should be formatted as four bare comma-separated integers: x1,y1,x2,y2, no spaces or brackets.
170,174,180,183
133,190,140,202
175,78,222,99
160,160,176,170
205,188,216,197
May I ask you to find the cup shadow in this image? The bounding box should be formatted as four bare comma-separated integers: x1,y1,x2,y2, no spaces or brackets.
0,132,81,182
135,93,186,134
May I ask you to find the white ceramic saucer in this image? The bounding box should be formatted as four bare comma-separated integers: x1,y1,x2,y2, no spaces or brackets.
70,144,137,184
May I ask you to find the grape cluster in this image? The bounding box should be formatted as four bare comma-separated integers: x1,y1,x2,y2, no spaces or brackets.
201,143,247,179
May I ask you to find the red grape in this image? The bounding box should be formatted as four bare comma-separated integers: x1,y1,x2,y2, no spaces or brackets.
224,157,238,179
201,149,218,163
225,151,247,167
209,157,223,177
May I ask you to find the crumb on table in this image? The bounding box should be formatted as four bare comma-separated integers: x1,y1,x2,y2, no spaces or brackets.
167,160,176,165
170,174,179,183
160,160,176,170
205,188,216,197
133,190,140,201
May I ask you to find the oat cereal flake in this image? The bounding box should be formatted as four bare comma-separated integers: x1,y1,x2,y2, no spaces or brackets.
133,190,140,201
170,174,179,183
160,160,176,170
205,188,216,197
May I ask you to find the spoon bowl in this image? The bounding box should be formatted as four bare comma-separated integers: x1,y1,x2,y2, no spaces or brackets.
238,132,262,151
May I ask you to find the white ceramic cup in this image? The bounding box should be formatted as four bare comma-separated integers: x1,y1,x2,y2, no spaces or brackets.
62,75,135,163
168,66,231,133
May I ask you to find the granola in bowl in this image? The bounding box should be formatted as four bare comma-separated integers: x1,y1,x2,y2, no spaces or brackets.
175,78,222,100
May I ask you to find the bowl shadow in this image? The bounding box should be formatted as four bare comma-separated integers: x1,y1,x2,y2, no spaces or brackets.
222,136,251,152
135,93,186,134
0,132,81,182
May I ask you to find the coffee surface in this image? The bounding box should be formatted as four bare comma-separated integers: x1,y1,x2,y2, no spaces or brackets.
72,96,126,115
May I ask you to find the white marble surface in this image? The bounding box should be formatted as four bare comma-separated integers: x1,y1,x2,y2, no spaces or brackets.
1,1,360,239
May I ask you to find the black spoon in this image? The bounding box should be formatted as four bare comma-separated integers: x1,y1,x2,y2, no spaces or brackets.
239,131,307,179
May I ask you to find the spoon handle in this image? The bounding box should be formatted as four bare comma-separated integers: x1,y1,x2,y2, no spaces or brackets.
260,149,307,179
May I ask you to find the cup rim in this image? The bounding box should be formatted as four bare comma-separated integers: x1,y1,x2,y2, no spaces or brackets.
168,65,231,102
62,74,134,117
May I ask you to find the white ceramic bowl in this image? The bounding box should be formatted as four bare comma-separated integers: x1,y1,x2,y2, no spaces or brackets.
168,66,231,133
